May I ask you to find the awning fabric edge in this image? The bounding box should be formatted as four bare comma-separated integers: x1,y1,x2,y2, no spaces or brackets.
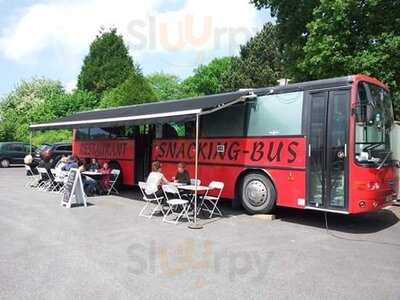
30,108,202,131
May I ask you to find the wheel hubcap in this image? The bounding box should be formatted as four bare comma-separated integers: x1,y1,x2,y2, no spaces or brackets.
1,160,9,167
245,180,268,207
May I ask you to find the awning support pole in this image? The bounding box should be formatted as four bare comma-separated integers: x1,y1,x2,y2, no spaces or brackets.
189,113,203,229
29,131,32,155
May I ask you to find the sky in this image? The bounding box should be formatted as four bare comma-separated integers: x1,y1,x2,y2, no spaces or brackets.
0,0,271,97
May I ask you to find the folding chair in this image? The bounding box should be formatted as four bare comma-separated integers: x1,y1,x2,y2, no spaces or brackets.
162,184,191,224
51,169,66,194
24,165,39,188
198,181,224,218
138,182,165,219
36,167,54,192
107,169,120,195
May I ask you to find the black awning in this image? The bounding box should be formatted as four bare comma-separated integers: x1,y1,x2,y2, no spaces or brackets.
30,91,249,130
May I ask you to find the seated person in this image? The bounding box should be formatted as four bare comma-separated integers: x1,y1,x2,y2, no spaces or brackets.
145,161,168,198
88,158,100,172
98,162,112,194
62,156,79,171
79,160,97,196
55,155,68,173
38,157,54,181
174,162,190,185
24,154,38,175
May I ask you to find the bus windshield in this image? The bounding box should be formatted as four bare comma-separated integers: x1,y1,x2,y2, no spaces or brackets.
355,82,394,165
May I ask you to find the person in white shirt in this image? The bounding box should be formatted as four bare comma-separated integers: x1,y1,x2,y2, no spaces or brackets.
145,161,168,197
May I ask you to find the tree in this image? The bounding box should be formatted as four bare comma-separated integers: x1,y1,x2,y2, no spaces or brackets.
77,28,137,96
300,0,400,117
222,23,283,90
251,0,320,79
46,90,99,119
182,57,235,95
99,73,157,108
146,72,195,100
0,78,65,142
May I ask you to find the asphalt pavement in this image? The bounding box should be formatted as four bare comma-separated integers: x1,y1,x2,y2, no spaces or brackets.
0,167,399,299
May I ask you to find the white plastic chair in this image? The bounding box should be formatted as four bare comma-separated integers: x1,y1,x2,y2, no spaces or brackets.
51,169,67,194
107,169,120,195
36,167,55,192
24,165,39,188
198,181,224,218
138,182,165,219
162,184,191,224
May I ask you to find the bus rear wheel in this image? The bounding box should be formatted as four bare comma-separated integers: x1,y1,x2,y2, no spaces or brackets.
240,173,276,214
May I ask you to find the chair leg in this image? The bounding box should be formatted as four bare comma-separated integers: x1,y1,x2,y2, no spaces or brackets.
162,205,173,222
139,201,150,217
208,201,223,218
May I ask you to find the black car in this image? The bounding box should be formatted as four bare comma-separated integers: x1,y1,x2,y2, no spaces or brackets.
0,142,35,168
34,142,72,166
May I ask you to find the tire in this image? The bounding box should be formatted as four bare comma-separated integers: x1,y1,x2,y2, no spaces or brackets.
0,159,10,168
240,173,276,214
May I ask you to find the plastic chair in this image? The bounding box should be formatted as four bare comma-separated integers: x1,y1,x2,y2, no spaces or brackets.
138,182,165,219
162,184,191,224
107,169,120,195
198,181,224,218
24,165,39,188
36,167,55,192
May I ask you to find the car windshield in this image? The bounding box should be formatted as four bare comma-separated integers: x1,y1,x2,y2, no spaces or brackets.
355,82,394,165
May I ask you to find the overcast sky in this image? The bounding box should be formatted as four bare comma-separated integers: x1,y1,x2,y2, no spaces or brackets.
0,0,271,96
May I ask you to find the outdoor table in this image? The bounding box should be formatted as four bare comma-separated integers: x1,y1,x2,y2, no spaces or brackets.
82,171,104,178
177,185,213,214
178,185,210,192
169,182,185,187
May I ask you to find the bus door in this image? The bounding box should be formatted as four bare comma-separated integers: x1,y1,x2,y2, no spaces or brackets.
306,89,350,211
134,125,154,182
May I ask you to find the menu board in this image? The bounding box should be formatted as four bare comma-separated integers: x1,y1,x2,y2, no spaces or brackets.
61,169,87,208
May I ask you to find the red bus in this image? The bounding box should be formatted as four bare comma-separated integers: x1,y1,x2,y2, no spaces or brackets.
31,74,397,215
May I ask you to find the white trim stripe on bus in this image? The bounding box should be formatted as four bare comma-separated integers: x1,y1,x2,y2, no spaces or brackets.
30,108,202,129
305,206,349,214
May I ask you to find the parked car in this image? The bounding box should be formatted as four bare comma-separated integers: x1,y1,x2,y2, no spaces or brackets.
0,142,35,168
34,142,72,166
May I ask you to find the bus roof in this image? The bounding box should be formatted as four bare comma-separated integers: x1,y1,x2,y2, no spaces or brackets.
30,75,355,131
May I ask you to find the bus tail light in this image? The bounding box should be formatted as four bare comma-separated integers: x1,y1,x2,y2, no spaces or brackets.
359,201,366,208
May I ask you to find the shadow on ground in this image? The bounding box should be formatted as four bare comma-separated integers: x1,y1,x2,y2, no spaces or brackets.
104,186,400,234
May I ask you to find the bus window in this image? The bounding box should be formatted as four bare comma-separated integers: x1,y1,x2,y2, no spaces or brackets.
201,104,246,137
76,128,89,140
247,91,303,136
90,128,110,139
155,123,192,138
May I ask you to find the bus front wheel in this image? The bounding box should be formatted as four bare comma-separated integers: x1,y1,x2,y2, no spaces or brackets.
240,173,276,214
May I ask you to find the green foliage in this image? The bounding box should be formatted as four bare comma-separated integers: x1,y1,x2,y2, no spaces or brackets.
222,23,283,90
0,78,100,143
146,72,195,100
182,57,235,95
0,78,65,142
99,73,157,108
77,28,137,96
46,90,99,118
300,0,400,118
251,0,400,117
251,0,320,78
